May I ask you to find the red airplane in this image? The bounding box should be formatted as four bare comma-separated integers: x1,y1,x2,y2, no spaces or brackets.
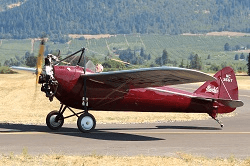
33,47,243,133
12,43,244,133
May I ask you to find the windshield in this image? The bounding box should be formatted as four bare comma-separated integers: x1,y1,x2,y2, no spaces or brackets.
86,60,95,73
62,55,94,69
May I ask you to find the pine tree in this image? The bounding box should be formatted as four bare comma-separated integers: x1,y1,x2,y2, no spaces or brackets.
235,45,241,51
247,53,250,76
224,43,230,51
162,49,168,65
155,57,163,66
148,54,151,60
190,54,202,70
186,60,189,68
197,56,202,70
235,54,239,60
25,56,37,67
240,53,245,60
140,47,144,57
179,59,184,68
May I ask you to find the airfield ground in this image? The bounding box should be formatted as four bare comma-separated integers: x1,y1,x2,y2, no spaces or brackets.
0,70,249,165
0,70,247,124
1,152,250,166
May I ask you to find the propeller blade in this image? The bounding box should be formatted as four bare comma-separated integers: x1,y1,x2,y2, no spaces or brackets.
36,39,45,84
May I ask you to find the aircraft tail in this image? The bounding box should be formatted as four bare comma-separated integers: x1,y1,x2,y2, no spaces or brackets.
194,67,242,114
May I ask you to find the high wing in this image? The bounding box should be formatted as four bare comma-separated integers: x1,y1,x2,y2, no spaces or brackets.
11,66,36,72
82,66,215,90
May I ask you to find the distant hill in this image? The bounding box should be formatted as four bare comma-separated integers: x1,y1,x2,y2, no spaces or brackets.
0,0,249,39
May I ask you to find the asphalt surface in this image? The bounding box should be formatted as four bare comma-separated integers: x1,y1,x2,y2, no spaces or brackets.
0,87,249,158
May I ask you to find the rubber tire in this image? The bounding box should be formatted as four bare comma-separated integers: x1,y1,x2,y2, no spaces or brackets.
77,113,96,133
46,111,64,130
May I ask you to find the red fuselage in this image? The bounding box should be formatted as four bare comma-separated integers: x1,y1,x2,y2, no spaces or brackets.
53,66,227,115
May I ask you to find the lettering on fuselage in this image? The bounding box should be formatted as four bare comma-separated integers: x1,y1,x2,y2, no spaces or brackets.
205,85,219,94
223,74,233,83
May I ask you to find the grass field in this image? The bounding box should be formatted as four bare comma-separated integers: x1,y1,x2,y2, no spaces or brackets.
0,68,249,165
237,75,250,90
1,150,250,166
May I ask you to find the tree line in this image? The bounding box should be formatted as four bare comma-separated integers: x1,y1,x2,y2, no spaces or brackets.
2,48,250,75
117,47,151,65
224,43,250,51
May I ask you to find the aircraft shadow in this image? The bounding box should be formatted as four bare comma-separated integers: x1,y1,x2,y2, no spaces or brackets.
0,123,163,141
156,125,221,130
98,125,221,131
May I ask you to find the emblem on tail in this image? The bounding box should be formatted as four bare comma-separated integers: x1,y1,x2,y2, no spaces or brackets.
205,85,219,94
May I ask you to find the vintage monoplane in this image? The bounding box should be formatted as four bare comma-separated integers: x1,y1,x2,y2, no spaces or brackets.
12,40,244,133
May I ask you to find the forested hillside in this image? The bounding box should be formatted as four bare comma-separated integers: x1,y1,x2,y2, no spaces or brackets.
0,0,249,39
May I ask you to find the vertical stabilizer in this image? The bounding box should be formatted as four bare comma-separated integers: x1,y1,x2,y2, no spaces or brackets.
194,67,238,101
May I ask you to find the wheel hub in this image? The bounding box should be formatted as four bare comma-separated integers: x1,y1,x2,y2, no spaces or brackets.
50,115,62,127
81,116,94,130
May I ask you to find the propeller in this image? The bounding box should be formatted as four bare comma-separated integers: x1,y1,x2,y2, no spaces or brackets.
32,38,45,108
36,39,45,84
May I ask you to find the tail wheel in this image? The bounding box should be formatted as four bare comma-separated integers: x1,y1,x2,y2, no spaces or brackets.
77,113,96,133
46,111,64,130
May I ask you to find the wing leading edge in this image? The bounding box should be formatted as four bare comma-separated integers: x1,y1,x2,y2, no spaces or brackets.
81,66,215,89
11,66,36,72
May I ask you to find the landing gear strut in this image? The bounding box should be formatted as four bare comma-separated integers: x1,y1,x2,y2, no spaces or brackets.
42,47,96,133
209,110,224,128
45,104,96,132
213,117,224,128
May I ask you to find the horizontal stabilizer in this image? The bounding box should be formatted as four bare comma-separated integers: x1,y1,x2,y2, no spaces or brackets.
195,97,244,108
216,99,244,108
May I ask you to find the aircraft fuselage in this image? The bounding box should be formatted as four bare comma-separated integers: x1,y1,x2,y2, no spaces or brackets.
53,66,217,115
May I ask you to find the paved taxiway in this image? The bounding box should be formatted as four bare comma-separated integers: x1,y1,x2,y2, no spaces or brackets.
0,89,249,158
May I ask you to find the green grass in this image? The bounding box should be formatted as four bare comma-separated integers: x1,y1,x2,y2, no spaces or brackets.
0,34,249,72
1,151,250,166
0,39,31,63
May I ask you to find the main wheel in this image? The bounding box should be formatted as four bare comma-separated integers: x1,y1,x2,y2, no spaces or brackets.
46,111,64,130
77,113,96,133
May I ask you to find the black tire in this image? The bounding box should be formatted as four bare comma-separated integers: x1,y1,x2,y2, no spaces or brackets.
77,113,96,133
46,111,64,130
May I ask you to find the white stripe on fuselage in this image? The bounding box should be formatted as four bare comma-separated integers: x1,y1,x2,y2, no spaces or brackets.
146,87,196,98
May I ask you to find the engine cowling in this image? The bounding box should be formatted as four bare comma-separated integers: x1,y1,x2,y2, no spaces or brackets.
39,54,59,101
